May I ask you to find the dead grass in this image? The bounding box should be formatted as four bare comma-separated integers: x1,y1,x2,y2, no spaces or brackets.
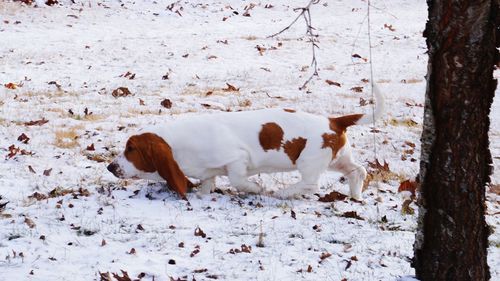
181,85,241,97
363,170,406,191
401,78,423,84
54,126,83,148
387,118,420,128
242,35,258,41
127,108,164,115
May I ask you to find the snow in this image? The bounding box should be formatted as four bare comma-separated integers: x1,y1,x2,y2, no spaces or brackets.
0,0,498,280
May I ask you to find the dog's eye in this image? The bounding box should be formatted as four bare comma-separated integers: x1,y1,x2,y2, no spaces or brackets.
126,146,134,152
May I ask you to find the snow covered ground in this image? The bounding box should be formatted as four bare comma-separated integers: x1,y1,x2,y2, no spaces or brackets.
0,0,498,280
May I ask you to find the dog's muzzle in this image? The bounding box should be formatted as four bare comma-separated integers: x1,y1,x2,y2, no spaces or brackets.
107,162,123,178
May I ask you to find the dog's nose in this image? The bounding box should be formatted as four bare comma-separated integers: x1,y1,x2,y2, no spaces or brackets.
107,162,117,173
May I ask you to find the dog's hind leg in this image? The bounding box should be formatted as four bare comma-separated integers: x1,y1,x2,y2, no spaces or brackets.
226,158,262,194
330,155,366,200
275,158,328,199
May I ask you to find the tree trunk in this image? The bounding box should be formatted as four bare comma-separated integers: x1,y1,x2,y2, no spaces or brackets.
413,0,498,280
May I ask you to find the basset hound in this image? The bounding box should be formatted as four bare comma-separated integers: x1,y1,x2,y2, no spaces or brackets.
107,85,384,200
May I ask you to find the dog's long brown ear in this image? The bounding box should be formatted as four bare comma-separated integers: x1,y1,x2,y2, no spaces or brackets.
147,134,188,199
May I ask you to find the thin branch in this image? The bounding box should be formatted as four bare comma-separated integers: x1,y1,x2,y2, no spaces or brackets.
268,0,320,90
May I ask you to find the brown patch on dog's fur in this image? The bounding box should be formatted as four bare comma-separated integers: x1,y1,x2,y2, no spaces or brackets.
283,108,296,113
329,114,363,134
124,133,189,198
259,122,284,151
283,137,307,164
321,133,347,159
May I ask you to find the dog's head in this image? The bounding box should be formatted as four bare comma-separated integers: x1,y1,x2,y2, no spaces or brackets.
107,132,188,198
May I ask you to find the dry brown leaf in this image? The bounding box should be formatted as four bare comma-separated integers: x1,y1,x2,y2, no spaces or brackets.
350,86,364,93
319,252,332,263
194,227,207,238
402,199,415,215
318,191,348,202
325,80,341,87
17,133,30,144
112,270,132,281
99,272,112,281
24,118,49,126
341,211,365,220
24,217,36,228
398,180,417,196
43,168,52,176
161,99,172,109
384,23,396,31
4,83,18,89
111,87,132,98
368,159,390,172
223,83,239,92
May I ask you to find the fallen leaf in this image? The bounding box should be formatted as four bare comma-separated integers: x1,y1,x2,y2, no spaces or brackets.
86,143,95,151
223,83,239,92
128,248,136,255
112,270,132,281
99,272,112,281
319,252,332,263
318,191,348,202
384,23,396,31
325,80,341,87
350,86,363,93
111,87,132,98
341,211,365,220
367,159,390,172
24,118,49,126
194,227,206,238
87,154,107,163
17,133,30,144
404,141,416,148
161,99,172,109
43,168,52,176
190,248,200,257
398,180,417,196
28,192,48,201
402,199,415,215
24,217,36,228
291,209,296,219
45,0,58,6
4,82,18,89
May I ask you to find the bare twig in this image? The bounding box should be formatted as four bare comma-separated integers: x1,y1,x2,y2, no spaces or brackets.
268,0,320,90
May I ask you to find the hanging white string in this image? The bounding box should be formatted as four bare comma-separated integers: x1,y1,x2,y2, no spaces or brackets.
367,0,377,160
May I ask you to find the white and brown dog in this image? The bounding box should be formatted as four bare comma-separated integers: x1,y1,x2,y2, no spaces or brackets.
107,85,384,200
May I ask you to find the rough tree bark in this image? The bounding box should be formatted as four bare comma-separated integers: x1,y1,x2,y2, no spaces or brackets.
413,0,498,280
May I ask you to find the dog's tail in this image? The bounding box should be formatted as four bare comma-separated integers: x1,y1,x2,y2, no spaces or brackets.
330,84,385,132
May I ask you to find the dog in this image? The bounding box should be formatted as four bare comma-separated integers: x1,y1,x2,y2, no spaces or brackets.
107,85,384,200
